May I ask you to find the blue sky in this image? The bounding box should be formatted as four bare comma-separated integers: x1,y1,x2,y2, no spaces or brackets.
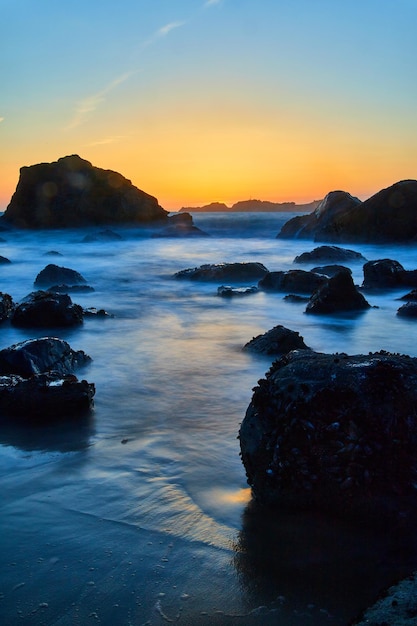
1,0,416,209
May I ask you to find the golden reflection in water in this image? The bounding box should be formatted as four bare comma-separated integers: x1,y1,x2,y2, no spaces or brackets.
214,487,252,506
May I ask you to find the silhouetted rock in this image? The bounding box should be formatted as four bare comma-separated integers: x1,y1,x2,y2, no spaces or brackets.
294,245,366,264
258,269,327,294
0,255,11,264
83,307,114,318
34,264,87,288
311,264,352,277
278,191,361,240
0,337,91,377
0,292,15,322
153,212,208,237
397,302,417,318
239,349,417,522
12,291,84,328
174,262,268,282
217,285,259,297
306,269,371,314
3,154,168,228
43,250,63,256
278,181,417,243
243,325,311,355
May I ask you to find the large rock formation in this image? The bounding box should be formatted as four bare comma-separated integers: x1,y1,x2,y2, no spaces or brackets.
3,155,168,228
278,180,417,243
12,291,84,328
239,350,417,522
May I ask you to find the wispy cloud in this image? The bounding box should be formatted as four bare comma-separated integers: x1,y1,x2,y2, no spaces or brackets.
85,135,125,147
66,72,133,130
0,117,4,123
204,0,222,7
142,20,186,48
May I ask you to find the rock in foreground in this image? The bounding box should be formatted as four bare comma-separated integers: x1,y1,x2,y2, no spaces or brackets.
239,350,417,522
3,155,168,228
0,337,94,419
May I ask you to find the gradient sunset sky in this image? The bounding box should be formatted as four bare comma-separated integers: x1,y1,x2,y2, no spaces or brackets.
2,0,416,210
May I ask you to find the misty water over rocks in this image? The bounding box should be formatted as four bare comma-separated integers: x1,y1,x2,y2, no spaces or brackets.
1,211,417,625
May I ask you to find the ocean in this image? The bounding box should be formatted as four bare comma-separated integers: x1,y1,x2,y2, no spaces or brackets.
1,211,417,625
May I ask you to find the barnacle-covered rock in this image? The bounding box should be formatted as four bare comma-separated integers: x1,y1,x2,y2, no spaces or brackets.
239,350,417,522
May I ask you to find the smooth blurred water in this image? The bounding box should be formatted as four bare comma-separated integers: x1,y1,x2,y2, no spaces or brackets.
1,212,417,625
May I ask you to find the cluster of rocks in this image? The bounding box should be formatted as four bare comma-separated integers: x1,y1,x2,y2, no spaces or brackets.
0,338,94,419
0,262,113,420
278,180,417,243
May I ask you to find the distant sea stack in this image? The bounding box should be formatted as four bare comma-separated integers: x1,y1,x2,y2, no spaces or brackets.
278,180,417,243
179,199,321,213
3,155,168,228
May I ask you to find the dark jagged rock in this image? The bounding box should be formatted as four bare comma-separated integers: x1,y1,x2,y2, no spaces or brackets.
397,302,417,318
12,291,84,328
0,337,94,419
243,325,311,355
294,245,366,264
278,191,361,240
174,262,268,282
217,285,259,297
306,269,371,314
153,212,209,237
34,264,87,288
43,250,63,256
0,374,95,419
362,259,406,289
239,349,417,522
278,181,417,243
0,255,11,264
0,292,15,323
311,264,351,277
399,288,417,301
3,154,168,229
0,337,91,377
258,269,327,294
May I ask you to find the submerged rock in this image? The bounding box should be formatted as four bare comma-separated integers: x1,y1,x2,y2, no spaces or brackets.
243,325,311,355
174,262,268,282
12,291,84,328
305,269,371,314
3,154,168,228
217,285,259,297
34,264,87,288
311,264,351,277
239,350,417,522
397,302,417,318
294,245,366,264
258,270,327,294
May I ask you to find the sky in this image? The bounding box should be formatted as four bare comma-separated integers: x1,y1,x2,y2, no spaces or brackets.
1,0,416,210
